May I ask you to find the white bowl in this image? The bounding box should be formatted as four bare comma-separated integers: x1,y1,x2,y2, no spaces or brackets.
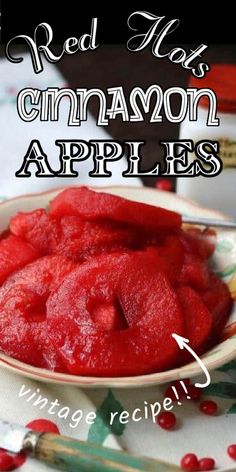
0,186,235,388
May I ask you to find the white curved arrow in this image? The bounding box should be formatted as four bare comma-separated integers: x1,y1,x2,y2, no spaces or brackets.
172,333,211,388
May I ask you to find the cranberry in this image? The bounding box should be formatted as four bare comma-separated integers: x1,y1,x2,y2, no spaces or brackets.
157,412,176,430
0,450,14,471
180,453,199,471
188,385,202,402
165,379,190,402
227,444,236,460
26,418,60,434
165,385,178,401
199,401,218,416
155,179,172,192
199,457,215,470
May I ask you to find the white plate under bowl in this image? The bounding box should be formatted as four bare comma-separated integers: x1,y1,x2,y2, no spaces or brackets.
0,186,235,388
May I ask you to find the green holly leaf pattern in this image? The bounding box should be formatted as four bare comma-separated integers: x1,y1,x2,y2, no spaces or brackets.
216,263,236,278
88,390,126,445
228,403,236,414
218,361,236,372
217,361,236,381
204,382,236,399
216,240,234,253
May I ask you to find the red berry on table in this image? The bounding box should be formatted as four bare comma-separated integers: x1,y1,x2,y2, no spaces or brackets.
183,379,191,386
227,444,236,460
165,382,202,403
180,453,199,471
199,401,218,416
165,379,188,401
157,412,176,430
188,385,202,402
155,179,172,191
165,385,178,401
198,457,215,470
199,457,215,470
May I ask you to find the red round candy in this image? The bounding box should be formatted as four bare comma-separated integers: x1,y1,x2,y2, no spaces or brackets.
165,379,192,402
188,385,202,402
199,457,215,470
26,419,60,434
155,179,172,191
199,401,218,416
165,385,177,401
227,444,236,460
157,412,176,430
180,453,199,471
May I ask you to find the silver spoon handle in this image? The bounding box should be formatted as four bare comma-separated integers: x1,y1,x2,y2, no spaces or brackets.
182,215,236,229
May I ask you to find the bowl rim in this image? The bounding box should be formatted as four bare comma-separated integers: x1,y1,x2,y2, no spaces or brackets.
0,184,231,220
0,338,236,388
0,185,235,388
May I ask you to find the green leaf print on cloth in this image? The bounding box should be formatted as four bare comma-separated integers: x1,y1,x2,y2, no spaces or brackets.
228,403,236,414
204,381,236,399
216,263,236,278
216,239,234,253
88,390,126,445
217,361,236,381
